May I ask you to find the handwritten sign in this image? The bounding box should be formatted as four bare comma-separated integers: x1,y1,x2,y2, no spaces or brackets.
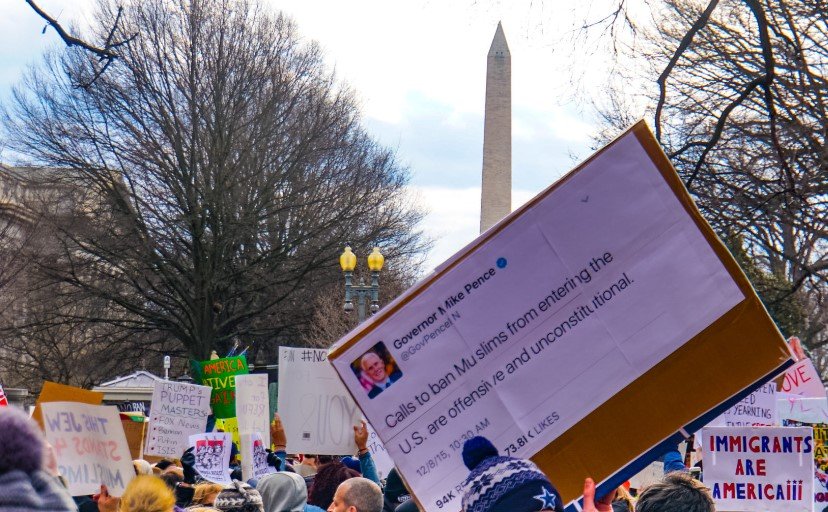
41,402,134,496
145,381,212,457
703,426,813,512
189,432,232,484
278,347,360,454
328,122,792,510
193,356,249,418
781,359,826,399
714,383,778,427
236,374,270,445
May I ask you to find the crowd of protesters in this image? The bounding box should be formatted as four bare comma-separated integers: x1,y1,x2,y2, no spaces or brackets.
0,404,714,512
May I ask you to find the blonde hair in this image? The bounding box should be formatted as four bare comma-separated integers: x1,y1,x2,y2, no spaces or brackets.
119,475,176,512
192,483,224,505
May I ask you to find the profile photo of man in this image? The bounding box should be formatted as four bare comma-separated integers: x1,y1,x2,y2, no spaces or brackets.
353,343,402,399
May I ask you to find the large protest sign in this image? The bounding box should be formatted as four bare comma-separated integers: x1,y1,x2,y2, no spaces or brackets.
192,356,249,418
41,402,134,496
189,432,233,484
278,347,361,454
328,121,793,510
703,427,814,512
236,374,270,445
145,381,212,457
32,381,103,429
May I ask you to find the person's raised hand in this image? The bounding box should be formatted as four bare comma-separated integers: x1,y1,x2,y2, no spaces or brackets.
271,413,287,451
354,419,369,453
96,485,120,512
582,478,615,512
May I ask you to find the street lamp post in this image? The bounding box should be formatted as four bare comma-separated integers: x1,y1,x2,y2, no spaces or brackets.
340,246,384,323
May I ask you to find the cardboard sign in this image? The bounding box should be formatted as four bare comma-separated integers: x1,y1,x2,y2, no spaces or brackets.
780,359,826,399
121,418,147,460
33,381,103,429
145,381,212,457
189,432,232,484
714,382,778,427
703,426,814,512
235,374,270,445
278,347,360,454
41,402,134,496
328,121,793,510
0,384,8,407
192,356,249,418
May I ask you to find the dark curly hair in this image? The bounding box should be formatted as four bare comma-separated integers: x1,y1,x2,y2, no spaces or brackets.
307,460,360,509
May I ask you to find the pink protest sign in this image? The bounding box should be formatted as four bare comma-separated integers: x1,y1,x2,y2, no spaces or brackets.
781,359,826,399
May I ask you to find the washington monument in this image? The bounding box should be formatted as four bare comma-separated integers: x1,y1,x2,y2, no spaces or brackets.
479,22,511,233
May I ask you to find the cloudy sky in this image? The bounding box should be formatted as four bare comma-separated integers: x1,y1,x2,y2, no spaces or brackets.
0,0,620,271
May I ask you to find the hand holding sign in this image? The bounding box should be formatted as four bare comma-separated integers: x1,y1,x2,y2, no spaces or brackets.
354,419,369,452
582,479,615,512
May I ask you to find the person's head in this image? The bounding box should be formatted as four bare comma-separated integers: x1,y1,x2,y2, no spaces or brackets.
0,407,77,512
308,461,360,509
636,472,715,512
119,475,176,512
360,352,387,383
159,470,183,491
133,459,153,476
327,477,383,512
193,483,225,506
214,480,264,512
258,471,308,512
0,406,44,475
460,436,564,512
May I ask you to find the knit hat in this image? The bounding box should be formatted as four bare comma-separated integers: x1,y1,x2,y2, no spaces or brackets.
460,437,564,512
257,472,307,512
383,468,411,511
214,480,264,512
0,407,76,512
0,406,44,474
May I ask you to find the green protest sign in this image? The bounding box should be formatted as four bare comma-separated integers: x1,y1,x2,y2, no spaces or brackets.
191,356,249,418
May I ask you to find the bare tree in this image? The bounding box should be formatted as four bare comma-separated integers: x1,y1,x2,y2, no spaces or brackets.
588,0,827,349
2,0,427,362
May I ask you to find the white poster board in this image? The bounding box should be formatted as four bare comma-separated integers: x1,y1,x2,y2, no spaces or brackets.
189,432,232,484
277,347,361,454
41,402,134,496
329,129,745,510
145,381,212,457
235,374,270,445
703,426,814,512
